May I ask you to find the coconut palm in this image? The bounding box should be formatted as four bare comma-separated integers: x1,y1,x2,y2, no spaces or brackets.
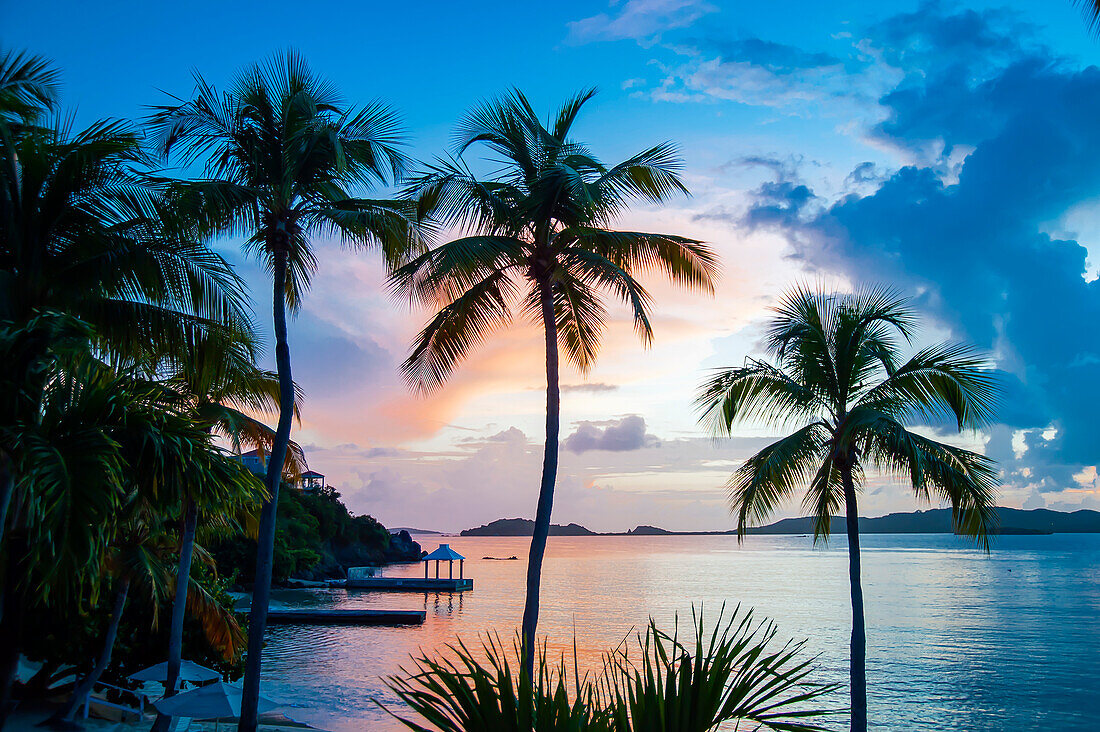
393,88,717,673
695,286,999,731
151,328,305,732
148,50,421,731
50,500,250,725
0,110,250,553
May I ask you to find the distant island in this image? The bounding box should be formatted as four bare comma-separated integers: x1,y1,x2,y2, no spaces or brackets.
461,507,1100,537
461,518,597,536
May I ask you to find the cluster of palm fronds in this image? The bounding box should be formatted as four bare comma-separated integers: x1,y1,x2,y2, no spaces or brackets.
380,606,840,732
0,48,308,726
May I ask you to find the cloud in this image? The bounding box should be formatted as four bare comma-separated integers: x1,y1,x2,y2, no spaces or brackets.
564,415,660,453
739,1,1100,497
561,383,619,393
566,0,716,45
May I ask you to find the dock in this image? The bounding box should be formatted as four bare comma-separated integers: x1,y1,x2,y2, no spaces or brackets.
346,577,473,592
266,608,425,625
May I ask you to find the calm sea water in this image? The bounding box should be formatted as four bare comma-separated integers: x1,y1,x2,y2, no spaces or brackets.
258,534,1100,731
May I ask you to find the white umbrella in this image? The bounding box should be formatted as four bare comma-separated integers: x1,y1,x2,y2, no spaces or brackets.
129,660,221,685
154,681,281,720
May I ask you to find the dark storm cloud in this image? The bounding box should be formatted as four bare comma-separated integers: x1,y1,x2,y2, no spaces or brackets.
741,2,1100,489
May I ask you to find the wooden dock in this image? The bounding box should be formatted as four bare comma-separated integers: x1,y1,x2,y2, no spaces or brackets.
346,577,473,592
266,608,425,625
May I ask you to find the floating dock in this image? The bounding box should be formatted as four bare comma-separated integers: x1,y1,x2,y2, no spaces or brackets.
346,577,473,592
266,608,425,625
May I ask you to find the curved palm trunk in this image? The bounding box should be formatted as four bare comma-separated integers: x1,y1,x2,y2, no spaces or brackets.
151,498,198,732
842,464,867,732
520,277,560,679
239,247,295,732
51,578,130,723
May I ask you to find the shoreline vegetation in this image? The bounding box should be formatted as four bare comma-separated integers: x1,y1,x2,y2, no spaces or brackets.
459,507,1100,537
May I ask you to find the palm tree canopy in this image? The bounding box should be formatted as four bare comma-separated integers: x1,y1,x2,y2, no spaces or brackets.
393,88,719,391
159,326,308,488
148,50,422,311
0,115,251,366
696,286,1000,547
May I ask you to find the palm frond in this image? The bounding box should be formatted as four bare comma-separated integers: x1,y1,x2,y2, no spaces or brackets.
695,361,821,437
402,270,518,393
728,424,830,540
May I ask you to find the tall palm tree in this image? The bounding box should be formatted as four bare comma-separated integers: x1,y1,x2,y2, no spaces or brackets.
695,286,999,732
393,88,718,673
148,50,421,732
151,328,305,732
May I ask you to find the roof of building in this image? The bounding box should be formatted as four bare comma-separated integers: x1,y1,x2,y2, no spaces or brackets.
300,470,324,478
423,543,464,561
239,449,262,458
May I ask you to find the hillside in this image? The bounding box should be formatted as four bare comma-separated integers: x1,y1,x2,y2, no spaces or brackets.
461,518,597,536
462,508,1100,537
214,485,422,584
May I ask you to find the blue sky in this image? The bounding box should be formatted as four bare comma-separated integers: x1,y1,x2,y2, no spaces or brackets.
8,0,1100,531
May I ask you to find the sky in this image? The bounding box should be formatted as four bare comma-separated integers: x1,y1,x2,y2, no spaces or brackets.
7,0,1100,532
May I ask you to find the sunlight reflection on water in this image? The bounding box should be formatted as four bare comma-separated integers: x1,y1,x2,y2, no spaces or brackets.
258,534,1100,731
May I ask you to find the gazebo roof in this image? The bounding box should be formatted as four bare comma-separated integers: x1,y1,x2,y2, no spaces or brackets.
300,470,324,478
423,543,464,561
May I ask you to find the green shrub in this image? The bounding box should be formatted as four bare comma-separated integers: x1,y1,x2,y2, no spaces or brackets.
379,605,840,731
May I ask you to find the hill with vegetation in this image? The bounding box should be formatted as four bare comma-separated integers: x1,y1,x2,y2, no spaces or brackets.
214,485,422,584
463,508,1100,537
461,518,597,536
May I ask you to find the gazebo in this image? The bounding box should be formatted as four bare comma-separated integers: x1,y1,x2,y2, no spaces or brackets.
423,543,465,580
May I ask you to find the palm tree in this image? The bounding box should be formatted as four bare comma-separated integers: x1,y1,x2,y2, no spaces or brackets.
695,286,1000,731
393,88,718,673
0,110,250,547
151,328,305,732
148,50,421,732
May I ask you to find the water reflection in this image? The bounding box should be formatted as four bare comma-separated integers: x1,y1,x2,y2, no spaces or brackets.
259,534,1100,731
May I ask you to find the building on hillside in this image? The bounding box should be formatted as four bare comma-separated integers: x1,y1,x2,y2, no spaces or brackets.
299,470,325,494
235,450,323,494
237,448,267,475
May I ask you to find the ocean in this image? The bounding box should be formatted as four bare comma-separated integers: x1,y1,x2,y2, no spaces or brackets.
258,533,1100,730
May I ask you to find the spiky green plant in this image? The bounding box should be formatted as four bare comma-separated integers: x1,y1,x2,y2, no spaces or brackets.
695,286,999,732
394,88,717,673
380,608,837,732
381,633,609,732
597,606,839,732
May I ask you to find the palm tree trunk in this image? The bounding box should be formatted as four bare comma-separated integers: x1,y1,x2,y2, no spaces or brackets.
0,462,12,547
51,578,130,723
151,498,198,732
239,245,295,732
842,464,867,732
520,277,560,679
